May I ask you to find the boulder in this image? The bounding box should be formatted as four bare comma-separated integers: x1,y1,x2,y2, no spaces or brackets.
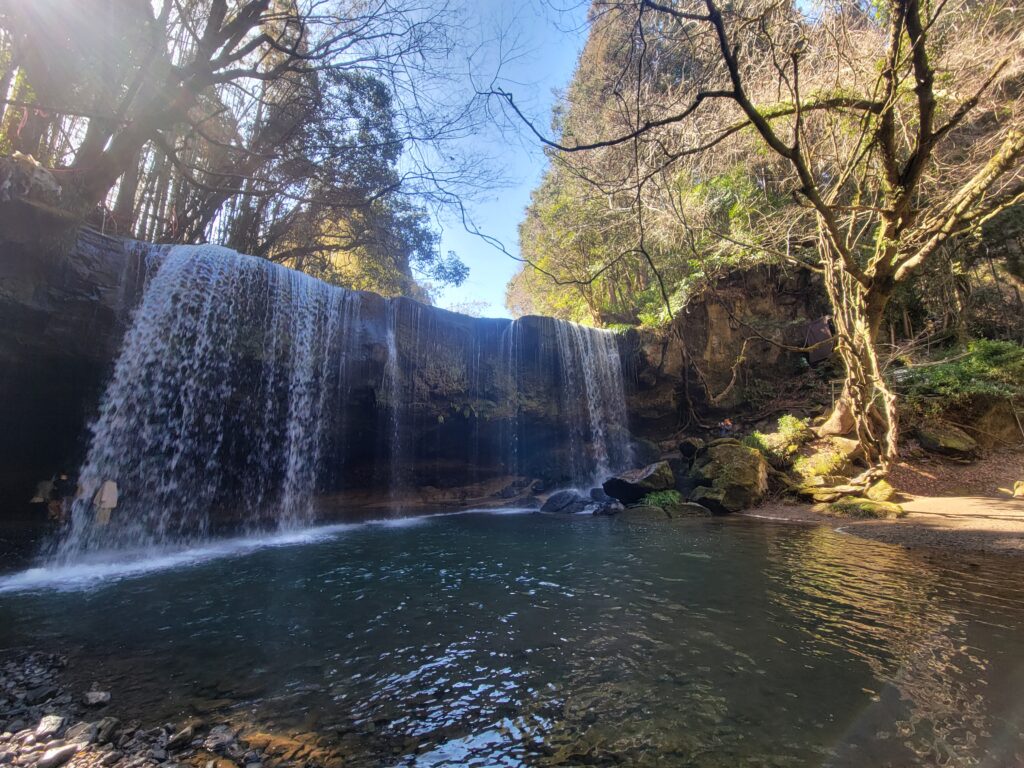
665,501,713,518
540,490,590,514
685,442,768,513
36,715,66,739
590,500,624,516
64,722,97,745
865,479,896,502
914,422,979,459
821,497,904,519
617,505,671,521
678,437,705,460
602,461,676,504
630,438,662,466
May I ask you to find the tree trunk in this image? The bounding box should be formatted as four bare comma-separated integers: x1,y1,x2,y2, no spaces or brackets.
817,257,899,472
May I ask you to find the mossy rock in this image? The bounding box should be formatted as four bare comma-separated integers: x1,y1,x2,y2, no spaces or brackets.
819,496,905,519
663,501,713,518
914,422,979,459
792,438,861,482
686,442,769,513
617,505,672,521
865,479,896,502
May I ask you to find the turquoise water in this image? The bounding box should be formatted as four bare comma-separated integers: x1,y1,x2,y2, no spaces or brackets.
2,512,1023,766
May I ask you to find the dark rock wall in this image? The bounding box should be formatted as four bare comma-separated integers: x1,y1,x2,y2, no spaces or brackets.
623,268,831,440
0,230,829,518
0,230,161,510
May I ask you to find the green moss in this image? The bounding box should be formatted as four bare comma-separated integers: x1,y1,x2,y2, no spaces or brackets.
821,497,905,519
893,339,1024,415
743,415,811,468
792,446,849,481
640,490,683,508
865,479,896,502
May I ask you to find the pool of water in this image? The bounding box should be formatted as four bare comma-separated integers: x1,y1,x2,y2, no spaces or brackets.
2,512,1023,766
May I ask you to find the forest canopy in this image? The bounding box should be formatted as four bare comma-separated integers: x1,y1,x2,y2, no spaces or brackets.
0,0,486,297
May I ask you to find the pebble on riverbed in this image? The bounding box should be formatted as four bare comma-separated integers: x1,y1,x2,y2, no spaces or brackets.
0,651,351,767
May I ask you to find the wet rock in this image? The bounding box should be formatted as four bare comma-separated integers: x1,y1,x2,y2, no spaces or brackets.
617,505,671,521
95,717,121,744
24,685,57,705
678,437,705,460
166,726,194,751
36,715,65,739
84,691,111,707
540,491,590,514
914,422,979,459
630,438,662,466
590,500,624,516
666,502,713,518
64,721,97,745
37,743,78,768
203,725,237,753
589,487,612,503
602,461,676,504
685,442,768,513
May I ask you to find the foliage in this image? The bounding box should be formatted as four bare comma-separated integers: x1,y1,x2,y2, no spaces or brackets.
0,0,479,299
792,445,849,481
743,415,811,466
640,490,683,508
892,340,1024,413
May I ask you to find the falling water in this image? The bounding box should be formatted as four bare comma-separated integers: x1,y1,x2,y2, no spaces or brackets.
54,245,362,560
49,245,634,562
552,320,633,486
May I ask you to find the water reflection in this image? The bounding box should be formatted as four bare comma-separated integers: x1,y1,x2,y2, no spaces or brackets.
1,515,1023,767
765,527,1023,766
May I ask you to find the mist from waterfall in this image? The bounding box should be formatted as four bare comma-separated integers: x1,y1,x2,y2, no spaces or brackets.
51,245,633,561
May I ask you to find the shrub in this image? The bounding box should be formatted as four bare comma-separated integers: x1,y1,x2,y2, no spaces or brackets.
640,490,683,508
742,415,811,467
893,339,1024,414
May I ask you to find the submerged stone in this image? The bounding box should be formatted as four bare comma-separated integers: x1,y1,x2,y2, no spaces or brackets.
540,491,591,514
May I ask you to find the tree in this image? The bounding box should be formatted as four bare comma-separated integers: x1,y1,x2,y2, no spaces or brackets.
0,0,488,295
493,0,1024,469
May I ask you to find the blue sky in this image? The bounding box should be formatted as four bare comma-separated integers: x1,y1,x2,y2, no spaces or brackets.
429,2,590,318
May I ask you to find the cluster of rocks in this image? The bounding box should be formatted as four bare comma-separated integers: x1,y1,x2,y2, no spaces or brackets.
539,436,772,521
0,653,337,768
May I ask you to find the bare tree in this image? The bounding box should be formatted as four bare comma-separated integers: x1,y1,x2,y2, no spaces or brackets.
490,0,1024,469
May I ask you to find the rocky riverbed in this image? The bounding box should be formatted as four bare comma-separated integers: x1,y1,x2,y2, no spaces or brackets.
0,653,346,768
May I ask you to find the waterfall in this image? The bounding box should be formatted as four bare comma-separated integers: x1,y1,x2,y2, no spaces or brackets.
552,320,633,486
54,245,361,560
49,244,634,561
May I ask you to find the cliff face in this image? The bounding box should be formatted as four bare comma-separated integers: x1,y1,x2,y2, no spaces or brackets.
0,230,159,508
623,268,831,440
0,232,632,518
0,230,829,519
